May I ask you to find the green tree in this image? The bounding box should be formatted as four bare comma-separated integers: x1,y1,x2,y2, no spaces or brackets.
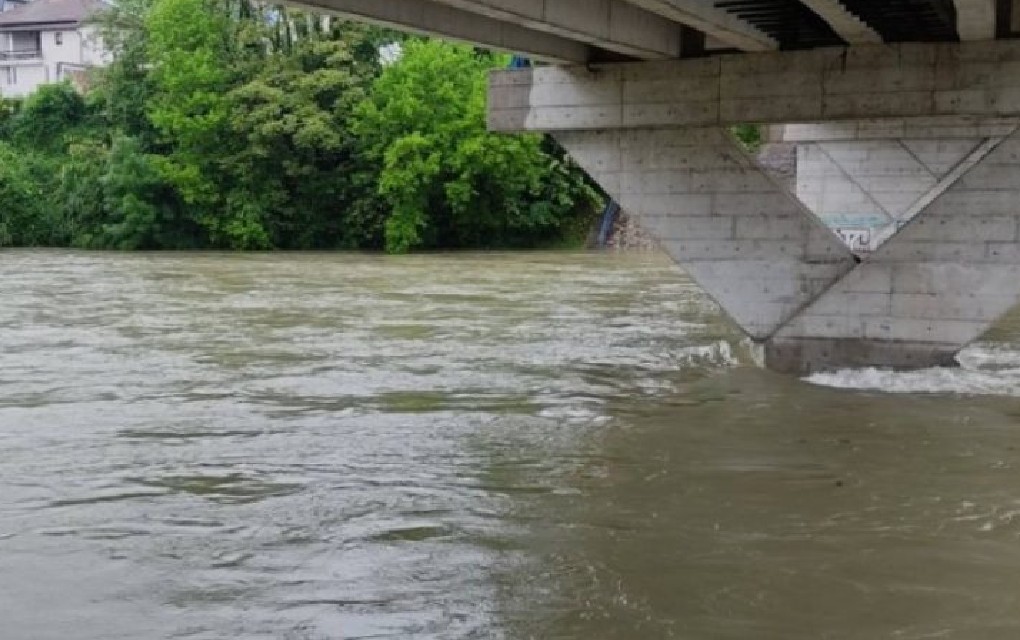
0,143,56,246
10,83,89,153
103,135,193,248
144,0,254,246
732,123,763,152
56,139,108,247
88,0,159,142
354,40,597,253
0,0,595,252
223,25,380,248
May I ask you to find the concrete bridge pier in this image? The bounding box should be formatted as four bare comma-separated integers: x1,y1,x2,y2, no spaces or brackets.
311,0,1020,373
767,119,1020,373
554,122,1020,374
552,126,859,351
489,44,1020,373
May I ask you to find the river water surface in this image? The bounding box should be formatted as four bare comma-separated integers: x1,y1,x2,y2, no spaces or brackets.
2,250,1020,639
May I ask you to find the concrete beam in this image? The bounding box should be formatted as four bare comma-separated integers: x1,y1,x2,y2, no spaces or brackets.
954,0,997,41
798,0,882,44
780,118,1020,141
624,0,777,51
488,41,1020,131
425,0,684,60
305,0,590,64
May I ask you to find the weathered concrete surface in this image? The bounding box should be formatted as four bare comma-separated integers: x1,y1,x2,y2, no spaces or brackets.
769,123,1020,373
555,127,858,339
794,134,997,252
781,118,1020,141
485,38,1020,374
781,120,1017,252
765,338,961,373
489,41,1020,131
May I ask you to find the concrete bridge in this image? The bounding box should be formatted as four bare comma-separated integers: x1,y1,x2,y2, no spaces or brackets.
311,0,1020,373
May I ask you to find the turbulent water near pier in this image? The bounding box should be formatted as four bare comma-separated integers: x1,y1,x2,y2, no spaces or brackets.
2,250,1020,639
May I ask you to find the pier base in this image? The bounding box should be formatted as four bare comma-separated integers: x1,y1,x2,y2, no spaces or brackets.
765,338,961,375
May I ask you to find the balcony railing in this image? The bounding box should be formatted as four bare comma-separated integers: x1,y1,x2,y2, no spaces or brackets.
0,49,41,61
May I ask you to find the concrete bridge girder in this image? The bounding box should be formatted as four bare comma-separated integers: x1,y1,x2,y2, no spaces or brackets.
620,0,777,51
416,0,688,60
305,0,590,64
318,0,782,62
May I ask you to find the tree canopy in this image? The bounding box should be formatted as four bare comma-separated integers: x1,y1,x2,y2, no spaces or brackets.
0,0,599,252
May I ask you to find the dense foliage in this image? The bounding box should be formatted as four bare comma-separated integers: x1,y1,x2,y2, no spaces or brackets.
0,0,598,252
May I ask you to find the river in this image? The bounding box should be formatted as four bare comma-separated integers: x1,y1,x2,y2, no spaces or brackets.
2,250,1020,639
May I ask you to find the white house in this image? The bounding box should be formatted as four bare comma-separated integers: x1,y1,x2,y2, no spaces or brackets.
0,0,108,98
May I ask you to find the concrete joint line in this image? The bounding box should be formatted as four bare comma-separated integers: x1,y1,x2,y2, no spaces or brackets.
896,140,940,182
553,126,857,340
770,125,1020,351
870,134,1012,248
725,129,857,341
813,140,895,223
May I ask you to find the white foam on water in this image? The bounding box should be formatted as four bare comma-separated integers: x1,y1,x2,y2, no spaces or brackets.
673,340,740,368
804,342,1020,396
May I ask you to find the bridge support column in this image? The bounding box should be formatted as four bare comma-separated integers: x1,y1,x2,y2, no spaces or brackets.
557,121,1020,373
768,121,1020,373
489,44,1020,372
554,127,858,341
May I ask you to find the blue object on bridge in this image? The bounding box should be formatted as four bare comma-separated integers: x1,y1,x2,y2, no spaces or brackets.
596,200,621,249
508,55,532,69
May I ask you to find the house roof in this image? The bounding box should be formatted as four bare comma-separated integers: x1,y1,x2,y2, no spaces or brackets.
0,0,104,29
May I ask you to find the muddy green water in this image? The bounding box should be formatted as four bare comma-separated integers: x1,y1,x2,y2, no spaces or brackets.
2,250,1020,639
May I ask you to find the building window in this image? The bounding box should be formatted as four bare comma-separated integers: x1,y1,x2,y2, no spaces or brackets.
5,67,16,85
54,32,62,46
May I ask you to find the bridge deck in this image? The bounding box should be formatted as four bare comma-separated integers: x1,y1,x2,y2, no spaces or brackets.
311,0,1015,63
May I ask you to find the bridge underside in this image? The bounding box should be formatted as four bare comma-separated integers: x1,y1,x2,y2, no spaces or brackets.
311,0,1019,64
313,0,1020,373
